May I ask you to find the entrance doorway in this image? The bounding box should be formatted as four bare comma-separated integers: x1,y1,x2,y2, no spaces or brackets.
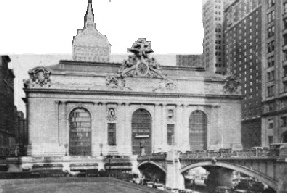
69,108,92,156
131,109,152,155
189,110,207,150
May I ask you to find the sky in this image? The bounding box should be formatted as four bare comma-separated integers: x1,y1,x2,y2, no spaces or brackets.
0,0,204,55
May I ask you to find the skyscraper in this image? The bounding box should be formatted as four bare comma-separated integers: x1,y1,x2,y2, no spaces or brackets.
72,0,111,62
202,0,235,74
223,0,287,147
223,0,263,148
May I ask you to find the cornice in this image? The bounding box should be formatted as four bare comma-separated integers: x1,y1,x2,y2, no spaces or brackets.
24,88,243,100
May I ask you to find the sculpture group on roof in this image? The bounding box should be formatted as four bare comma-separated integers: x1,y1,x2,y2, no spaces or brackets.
119,38,166,79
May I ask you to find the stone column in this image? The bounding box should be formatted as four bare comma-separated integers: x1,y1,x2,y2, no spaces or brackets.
207,105,220,150
153,103,161,152
125,103,132,155
54,100,61,145
91,102,98,156
165,151,185,189
182,104,189,152
26,98,32,156
58,101,68,155
175,104,183,148
97,102,107,155
161,103,167,152
63,102,68,146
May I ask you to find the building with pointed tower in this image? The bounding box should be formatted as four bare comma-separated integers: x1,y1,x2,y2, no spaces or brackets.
72,0,111,62
19,0,242,173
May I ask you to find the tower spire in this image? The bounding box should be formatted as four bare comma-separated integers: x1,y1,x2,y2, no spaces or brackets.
85,0,95,28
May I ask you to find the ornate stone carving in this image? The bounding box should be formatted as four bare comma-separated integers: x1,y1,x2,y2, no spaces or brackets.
106,106,117,122
105,76,126,88
224,75,241,94
25,67,51,87
152,80,177,92
167,108,175,122
106,76,118,88
165,81,177,90
118,38,166,79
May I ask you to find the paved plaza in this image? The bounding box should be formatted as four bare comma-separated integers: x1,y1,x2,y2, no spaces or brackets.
0,178,166,193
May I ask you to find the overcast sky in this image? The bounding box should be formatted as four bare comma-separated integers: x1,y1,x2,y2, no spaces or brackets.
0,0,203,55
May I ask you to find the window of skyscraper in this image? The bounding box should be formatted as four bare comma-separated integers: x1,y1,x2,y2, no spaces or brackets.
268,0,275,8
267,26,275,38
284,81,287,93
283,66,287,77
284,34,287,46
284,3,287,14
281,116,287,127
268,56,275,67
267,85,274,97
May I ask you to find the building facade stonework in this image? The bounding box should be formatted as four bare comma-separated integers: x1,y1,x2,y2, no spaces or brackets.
23,41,243,157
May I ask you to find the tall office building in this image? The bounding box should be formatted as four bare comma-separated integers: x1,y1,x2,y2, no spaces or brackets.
261,0,287,146
202,0,234,74
224,0,263,148
223,0,287,148
0,56,16,156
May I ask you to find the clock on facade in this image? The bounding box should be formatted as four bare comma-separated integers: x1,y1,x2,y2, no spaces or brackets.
136,62,149,76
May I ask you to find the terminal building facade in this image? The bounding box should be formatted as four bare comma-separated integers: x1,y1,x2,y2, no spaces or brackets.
21,0,242,170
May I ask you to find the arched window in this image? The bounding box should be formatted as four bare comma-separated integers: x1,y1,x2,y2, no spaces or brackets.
131,109,152,155
69,108,91,156
189,110,207,150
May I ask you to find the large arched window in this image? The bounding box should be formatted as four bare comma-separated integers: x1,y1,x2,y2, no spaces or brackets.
189,110,207,150
131,109,152,155
69,108,91,156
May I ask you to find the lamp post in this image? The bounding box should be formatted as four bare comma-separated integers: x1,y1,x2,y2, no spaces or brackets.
139,141,142,156
172,135,176,190
99,143,103,156
64,144,68,156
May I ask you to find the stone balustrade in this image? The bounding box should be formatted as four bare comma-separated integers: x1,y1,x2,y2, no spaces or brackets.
179,149,283,159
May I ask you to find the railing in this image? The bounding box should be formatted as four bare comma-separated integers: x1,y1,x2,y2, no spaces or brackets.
137,153,167,161
180,149,281,160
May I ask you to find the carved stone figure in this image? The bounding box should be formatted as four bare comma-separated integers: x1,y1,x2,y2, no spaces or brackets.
224,75,241,94
106,76,118,88
26,67,51,87
106,107,117,121
119,38,166,79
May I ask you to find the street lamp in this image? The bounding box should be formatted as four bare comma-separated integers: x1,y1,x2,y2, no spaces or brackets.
139,141,142,156
99,143,103,156
64,144,68,156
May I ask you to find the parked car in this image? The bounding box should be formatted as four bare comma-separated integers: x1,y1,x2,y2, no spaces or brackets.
132,177,142,184
155,183,165,190
234,190,248,193
171,188,179,193
215,186,233,193
146,181,154,188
